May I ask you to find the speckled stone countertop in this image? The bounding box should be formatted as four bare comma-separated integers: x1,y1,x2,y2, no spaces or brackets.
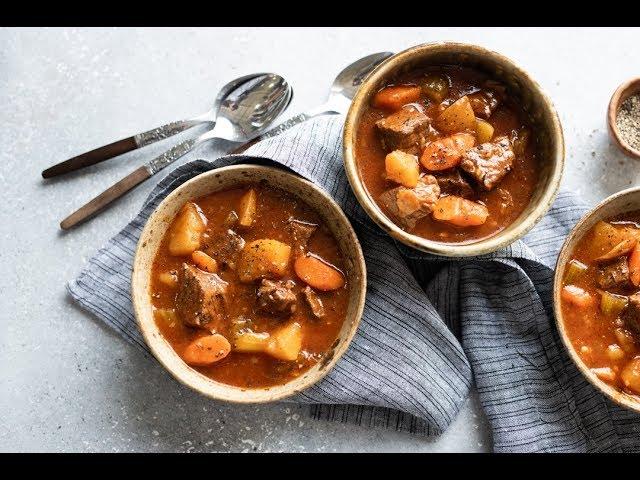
2,27,639,452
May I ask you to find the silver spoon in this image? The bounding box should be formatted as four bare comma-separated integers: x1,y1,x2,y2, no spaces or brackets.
233,51,393,152
60,73,292,230
42,73,267,178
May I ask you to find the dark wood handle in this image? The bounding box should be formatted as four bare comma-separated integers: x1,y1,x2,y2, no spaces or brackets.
60,166,151,230
42,137,138,178
229,136,261,155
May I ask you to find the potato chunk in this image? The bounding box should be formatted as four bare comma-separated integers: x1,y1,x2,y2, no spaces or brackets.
475,118,494,143
436,96,476,134
238,188,257,228
237,239,292,283
168,202,207,256
234,322,302,361
385,150,419,188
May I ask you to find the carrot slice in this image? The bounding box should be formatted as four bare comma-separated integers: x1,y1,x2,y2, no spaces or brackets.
192,250,218,273
294,254,345,291
561,285,595,308
183,334,231,366
372,85,422,111
630,243,640,286
420,133,475,171
432,195,488,227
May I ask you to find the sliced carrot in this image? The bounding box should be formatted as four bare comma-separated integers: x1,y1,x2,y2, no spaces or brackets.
630,243,640,286
192,250,218,273
294,254,345,291
432,195,488,227
182,334,231,366
420,133,475,171
561,285,595,308
372,85,422,111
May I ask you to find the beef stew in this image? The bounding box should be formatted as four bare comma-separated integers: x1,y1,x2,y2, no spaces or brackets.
355,65,539,244
150,183,351,389
560,213,640,395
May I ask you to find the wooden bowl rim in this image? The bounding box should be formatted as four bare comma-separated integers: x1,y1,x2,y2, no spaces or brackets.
553,186,640,413
343,41,565,257
607,76,640,160
131,164,367,404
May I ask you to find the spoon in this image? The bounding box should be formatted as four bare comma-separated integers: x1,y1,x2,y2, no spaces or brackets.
231,51,393,153
60,73,292,230
42,73,267,178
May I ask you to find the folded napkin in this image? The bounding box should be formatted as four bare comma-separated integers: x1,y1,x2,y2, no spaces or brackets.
69,115,640,452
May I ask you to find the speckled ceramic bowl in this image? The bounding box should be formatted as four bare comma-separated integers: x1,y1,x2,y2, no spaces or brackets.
554,186,640,413
344,42,565,257
132,164,366,403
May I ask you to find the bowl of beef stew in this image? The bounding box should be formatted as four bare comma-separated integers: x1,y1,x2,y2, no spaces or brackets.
132,165,366,403
555,187,640,413
343,42,564,256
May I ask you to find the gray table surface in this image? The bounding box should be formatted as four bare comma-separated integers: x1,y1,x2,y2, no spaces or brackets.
2,27,639,453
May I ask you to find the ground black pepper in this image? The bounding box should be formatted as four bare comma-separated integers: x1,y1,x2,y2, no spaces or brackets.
616,93,640,151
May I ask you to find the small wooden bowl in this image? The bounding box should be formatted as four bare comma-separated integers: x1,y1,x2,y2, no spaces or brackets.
343,42,565,257
554,186,640,413
131,164,367,403
607,77,640,160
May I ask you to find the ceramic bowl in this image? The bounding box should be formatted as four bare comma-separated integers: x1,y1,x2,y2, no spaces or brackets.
132,164,367,403
607,77,640,160
554,186,640,413
343,41,565,257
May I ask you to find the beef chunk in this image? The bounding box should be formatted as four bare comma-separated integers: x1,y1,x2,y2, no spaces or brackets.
379,175,441,230
287,218,317,256
460,136,515,190
256,279,297,317
597,256,631,290
375,107,432,154
468,90,500,119
203,228,245,270
622,293,640,335
303,286,325,319
176,263,228,331
434,169,474,198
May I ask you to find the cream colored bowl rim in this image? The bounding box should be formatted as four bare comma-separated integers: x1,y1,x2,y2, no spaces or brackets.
343,41,565,257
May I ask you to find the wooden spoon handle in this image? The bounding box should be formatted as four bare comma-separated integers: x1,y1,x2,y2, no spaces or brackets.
42,137,138,178
60,166,151,230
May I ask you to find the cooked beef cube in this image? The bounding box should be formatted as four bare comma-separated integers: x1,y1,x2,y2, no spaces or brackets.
379,175,441,230
375,107,431,154
176,263,229,331
622,293,640,335
460,136,515,190
434,169,474,198
256,279,297,317
287,218,317,256
203,228,245,270
468,90,500,119
597,256,631,290
303,286,325,319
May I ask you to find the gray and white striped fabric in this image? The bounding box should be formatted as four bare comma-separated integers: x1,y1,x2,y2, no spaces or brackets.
69,115,640,452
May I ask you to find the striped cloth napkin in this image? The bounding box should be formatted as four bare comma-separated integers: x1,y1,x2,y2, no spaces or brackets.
68,115,640,452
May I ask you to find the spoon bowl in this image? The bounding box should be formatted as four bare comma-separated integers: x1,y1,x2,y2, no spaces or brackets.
60,73,292,229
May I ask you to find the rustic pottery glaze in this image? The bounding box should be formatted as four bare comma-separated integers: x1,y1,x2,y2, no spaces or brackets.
554,186,640,413
343,42,565,257
132,164,367,403
607,77,640,160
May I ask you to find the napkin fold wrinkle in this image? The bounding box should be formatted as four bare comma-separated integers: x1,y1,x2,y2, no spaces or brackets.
68,115,640,452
